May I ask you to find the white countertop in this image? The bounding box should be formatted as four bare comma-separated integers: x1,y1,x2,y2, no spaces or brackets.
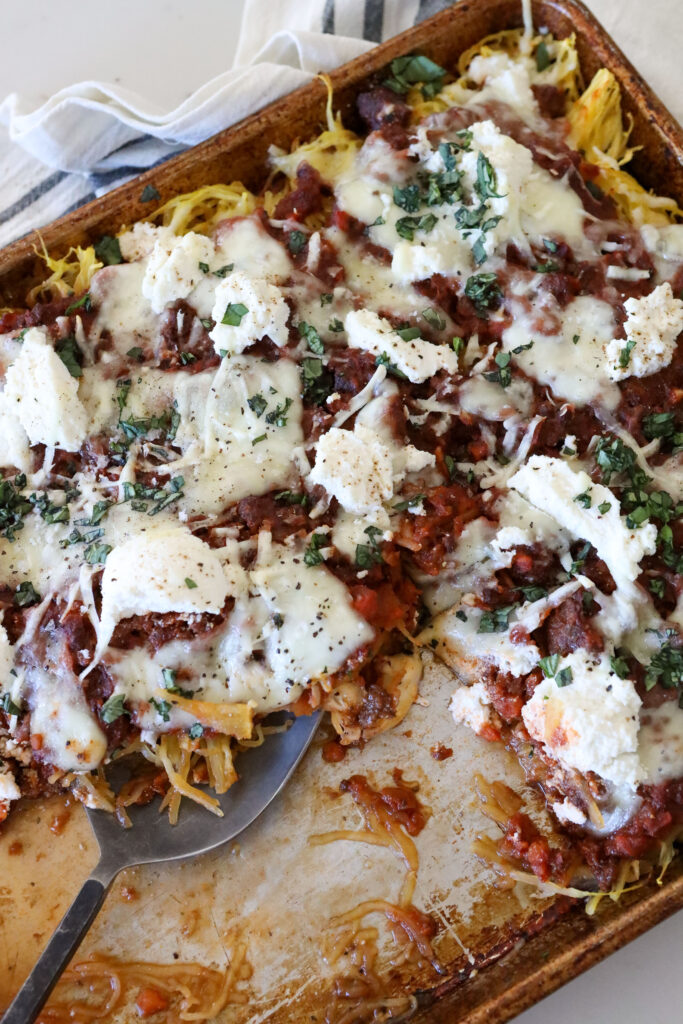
1,1,681,1021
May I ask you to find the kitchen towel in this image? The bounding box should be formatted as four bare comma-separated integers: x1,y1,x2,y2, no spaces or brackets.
0,0,680,251
0,0,445,249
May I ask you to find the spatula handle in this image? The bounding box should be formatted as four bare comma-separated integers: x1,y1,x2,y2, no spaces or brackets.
2,875,109,1024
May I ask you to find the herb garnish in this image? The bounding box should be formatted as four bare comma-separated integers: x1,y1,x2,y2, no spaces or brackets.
140,184,161,203
221,302,248,326
65,293,92,315
477,603,518,633
355,525,384,568
464,272,502,313
304,532,327,567
383,54,446,99
94,235,122,266
101,693,129,723
56,334,83,378
299,321,324,354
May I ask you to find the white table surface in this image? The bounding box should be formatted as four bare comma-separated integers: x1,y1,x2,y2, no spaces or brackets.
1,2,681,1022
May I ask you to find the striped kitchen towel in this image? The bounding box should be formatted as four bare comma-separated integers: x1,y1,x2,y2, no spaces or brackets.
0,0,451,251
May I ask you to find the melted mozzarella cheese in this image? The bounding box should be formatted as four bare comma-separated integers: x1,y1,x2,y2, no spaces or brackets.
248,543,374,702
214,216,293,283
175,355,304,516
501,294,621,409
142,231,216,314
91,262,158,352
28,647,107,772
458,375,533,420
3,328,88,450
432,602,540,679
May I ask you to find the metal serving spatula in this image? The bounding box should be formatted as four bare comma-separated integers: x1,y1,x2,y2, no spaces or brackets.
2,711,320,1024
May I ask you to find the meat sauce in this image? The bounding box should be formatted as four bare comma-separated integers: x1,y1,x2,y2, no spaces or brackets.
1,66,682,902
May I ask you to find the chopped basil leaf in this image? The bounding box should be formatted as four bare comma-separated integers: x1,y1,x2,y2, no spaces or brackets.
375,352,408,380
328,318,344,333
422,307,446,331
189,723,204,739
0,476,32,541
247,393,267,417
642,412,676,441
101,693,128,723
484,349,512,388
477,603,518,633
287,230,307,254
65,292,92,315
198,261,210,273
320,293,333,306
355,525,384,568
394,493,425,511
56,334,83,378
444,454,456,481
185,577,198,589
472,235,487,266
464,272,502,313
299,321,324,354
0,693,21,716
393,183,421,212
265,397,293,427
610,655,629,678
201,319,214,331
304,532,327,567
475,152,504,202
598,501,612,514
555,667,573,687
395,212,437,241
180,351,197,365
574,489,592,508
221,302,248,326
213,264,234,278
252,433,267,445
85,541,112,564
618,338,636,368
150,697,171,722
13,580,40,607
570,540,592,574
301,357,334,405
127,346,143,361
140,184,161,203
645,640,683,692
383,54,446,99
539,654,560,678
515,584,548,602
94,234,123,266
649,577,665,599
275,490,308,506
572,334,580,345
536,39,551,72
452,336,464,354
396,326,421,342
